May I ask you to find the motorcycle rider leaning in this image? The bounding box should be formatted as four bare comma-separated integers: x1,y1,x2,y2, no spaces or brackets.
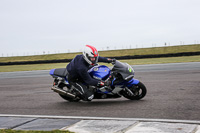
66,45,115,101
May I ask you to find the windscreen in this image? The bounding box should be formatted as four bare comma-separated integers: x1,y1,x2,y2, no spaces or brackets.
112,61,134,80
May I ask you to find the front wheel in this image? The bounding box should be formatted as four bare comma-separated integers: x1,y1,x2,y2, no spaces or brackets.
122,82,147,100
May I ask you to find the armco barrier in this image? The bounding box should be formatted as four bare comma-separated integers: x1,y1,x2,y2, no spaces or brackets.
0,51,200,66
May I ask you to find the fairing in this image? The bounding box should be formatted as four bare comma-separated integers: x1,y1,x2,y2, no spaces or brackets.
49,69,55,76
112,60,135,80
111,78,139,88
88,65,111,80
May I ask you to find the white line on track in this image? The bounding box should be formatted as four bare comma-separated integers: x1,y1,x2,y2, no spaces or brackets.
0,114,200,124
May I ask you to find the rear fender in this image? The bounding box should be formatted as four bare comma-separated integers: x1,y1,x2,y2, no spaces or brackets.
49,69,55,76
49,69,60,78
50,69,69,84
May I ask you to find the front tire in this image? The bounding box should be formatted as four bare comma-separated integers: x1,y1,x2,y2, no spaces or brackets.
122,82,147,100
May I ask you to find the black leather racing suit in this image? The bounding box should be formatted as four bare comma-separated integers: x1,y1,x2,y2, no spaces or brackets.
66,55,109,101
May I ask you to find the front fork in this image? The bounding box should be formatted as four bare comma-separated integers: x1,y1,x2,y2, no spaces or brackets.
109,78,139,94
125,78,140,96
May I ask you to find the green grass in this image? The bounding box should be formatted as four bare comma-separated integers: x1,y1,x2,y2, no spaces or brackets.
0,129,73,133
0,55,200,72
121,55,200,65
0,44,200,72
99,44,200,57
0,44,200,63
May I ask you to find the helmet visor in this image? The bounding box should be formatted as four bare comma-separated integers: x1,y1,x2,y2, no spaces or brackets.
90,57,98,65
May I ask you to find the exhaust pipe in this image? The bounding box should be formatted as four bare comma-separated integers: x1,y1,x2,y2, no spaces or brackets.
51,86,76,98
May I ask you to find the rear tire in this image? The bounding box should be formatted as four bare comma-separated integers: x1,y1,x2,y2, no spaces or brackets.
58,83,80,102
122,82,147,100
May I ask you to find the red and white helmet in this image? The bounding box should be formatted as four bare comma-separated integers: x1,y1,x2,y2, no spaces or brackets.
83,45,99,65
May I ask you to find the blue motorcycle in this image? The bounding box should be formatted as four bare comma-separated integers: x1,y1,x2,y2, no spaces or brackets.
49,60,147,102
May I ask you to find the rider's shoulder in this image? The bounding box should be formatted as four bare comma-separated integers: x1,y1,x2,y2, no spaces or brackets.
73,55,84,62
74,54,82,59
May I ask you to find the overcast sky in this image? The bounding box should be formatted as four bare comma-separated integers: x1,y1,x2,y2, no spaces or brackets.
0,0,200,56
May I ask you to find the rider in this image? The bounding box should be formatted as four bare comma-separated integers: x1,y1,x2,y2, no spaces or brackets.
66,45,115,101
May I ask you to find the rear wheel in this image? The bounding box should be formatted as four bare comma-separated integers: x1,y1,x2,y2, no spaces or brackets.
58,83,80,102
122,82,147,100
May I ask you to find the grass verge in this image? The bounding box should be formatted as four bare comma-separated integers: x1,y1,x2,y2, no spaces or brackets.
0,55,200,72
0,44,200,63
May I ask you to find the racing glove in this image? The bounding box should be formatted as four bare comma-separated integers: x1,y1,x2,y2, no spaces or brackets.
107,58,116,64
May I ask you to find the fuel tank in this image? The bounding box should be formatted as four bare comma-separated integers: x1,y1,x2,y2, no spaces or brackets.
88,65,111,81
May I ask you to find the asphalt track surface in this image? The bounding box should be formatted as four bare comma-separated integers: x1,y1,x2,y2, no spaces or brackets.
0,62,200,121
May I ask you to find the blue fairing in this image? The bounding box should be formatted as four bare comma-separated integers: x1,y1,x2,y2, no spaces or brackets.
111,77,140,88
130,78,140,84
88,65,111,80
49,69,55,76
126,78,140,87
49,68,69,84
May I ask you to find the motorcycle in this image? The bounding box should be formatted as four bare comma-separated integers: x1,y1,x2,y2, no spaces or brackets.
49,60,147,102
